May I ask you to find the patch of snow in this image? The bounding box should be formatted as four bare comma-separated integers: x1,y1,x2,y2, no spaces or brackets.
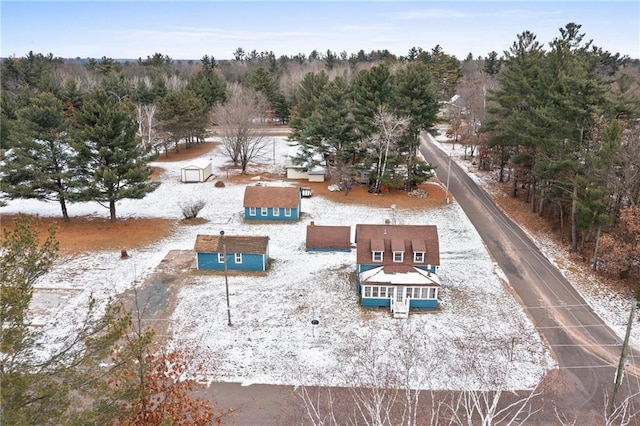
2,135,555,390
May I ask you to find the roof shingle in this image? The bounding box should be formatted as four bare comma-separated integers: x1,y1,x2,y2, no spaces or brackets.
194,234,269,254
243,185,300,208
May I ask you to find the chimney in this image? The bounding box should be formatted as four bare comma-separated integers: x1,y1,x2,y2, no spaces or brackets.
310,221,315,226
385,219,391,224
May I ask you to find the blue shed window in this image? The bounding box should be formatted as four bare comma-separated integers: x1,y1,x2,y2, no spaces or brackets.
218,253,224,263
273,207,280,216
261,207,268,216
249,207,256,216
235,253,242,263
284,208,292,217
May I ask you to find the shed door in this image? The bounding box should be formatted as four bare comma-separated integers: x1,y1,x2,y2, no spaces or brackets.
184,169,201,182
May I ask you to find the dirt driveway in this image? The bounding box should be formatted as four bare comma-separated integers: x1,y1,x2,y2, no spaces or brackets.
120,249,196,340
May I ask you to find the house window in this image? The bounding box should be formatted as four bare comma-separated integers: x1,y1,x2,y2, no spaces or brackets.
363,286,371,297
249,207,256,216
393,251,404,262
261,207,268,216
429,287,437,299
372,251,383,262
235,253,242,264
273,207,280,216
218,253,224,263
372,287,379,297
414,252,424,263
284,208,292,217
379,287,387,298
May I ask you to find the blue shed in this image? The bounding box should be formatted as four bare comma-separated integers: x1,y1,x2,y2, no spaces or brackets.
243,185,301,221
194,234,269,272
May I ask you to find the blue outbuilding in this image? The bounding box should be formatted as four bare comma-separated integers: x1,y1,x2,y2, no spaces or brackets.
194,234,270,272
243,185,301,221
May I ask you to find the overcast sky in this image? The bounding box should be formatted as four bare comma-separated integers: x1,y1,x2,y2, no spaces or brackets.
1,1,638,61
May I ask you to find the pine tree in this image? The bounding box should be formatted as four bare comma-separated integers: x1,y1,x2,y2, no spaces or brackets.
70,88,157,222
0,92,75,221
391,62,439,190
1,215,128,424
157,89,209,154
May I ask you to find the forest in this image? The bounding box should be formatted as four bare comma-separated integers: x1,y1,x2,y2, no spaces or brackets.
1,21,640,424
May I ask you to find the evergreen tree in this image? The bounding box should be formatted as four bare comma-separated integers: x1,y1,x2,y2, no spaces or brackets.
391,62,439,190
0,92,75,221
291,77,359,181
484,30,545,187
186,55,227,108
70,88,157,222
483,51,502,76
351,63,394,138
157,89,209,153
0,215,128,424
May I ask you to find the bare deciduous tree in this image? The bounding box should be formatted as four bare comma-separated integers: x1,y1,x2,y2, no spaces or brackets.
212,83,270,174
362,107,409,193
291,319,547,425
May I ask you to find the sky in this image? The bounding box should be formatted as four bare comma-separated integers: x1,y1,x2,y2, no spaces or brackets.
1,1,638,61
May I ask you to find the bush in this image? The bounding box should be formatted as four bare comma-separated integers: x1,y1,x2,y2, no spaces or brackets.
179,199,207,219
214,180,225,188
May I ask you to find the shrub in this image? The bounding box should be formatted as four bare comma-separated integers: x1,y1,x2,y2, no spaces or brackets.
179,199,206,219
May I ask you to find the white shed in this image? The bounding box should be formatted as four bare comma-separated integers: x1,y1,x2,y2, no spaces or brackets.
181,159,213,183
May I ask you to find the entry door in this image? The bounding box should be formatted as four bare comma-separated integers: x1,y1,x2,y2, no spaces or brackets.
395,286,405,303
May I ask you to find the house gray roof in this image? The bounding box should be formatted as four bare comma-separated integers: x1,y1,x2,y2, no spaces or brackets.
355,224,440,266
306,222,351,251
194,234,269,254
243,185,300,208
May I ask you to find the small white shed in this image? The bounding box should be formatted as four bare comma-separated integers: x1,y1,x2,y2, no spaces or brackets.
181,159,212,183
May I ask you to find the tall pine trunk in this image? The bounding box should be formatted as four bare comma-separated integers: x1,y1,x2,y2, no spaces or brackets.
59,197,70,222
592,224,602,270
571,182,578,252
109,200,117,223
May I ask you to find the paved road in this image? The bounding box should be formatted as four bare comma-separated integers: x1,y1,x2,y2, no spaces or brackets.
420,133,640,420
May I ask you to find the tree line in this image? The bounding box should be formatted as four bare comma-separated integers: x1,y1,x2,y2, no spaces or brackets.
1,22,639,277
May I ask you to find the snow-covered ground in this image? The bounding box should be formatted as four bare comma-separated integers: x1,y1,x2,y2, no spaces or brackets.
3,132,583,391
431,124,640,348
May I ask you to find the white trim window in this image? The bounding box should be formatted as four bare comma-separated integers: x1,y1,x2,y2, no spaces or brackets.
393,251,404,263
235,253,242,264
429,287,437,299
362,285,390,299
273,207,280,216
261,207,268,216
413,251,424,263
284,207,292,217
218,253,224,263
372,251,383,262
249,207,256,216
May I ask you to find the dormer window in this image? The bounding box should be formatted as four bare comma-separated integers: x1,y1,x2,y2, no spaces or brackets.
391,239,404,263
414,252,425,263
372,251,383,262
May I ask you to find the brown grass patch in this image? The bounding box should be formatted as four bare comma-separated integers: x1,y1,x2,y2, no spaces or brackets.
154,141,219,162
1,214,175,256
